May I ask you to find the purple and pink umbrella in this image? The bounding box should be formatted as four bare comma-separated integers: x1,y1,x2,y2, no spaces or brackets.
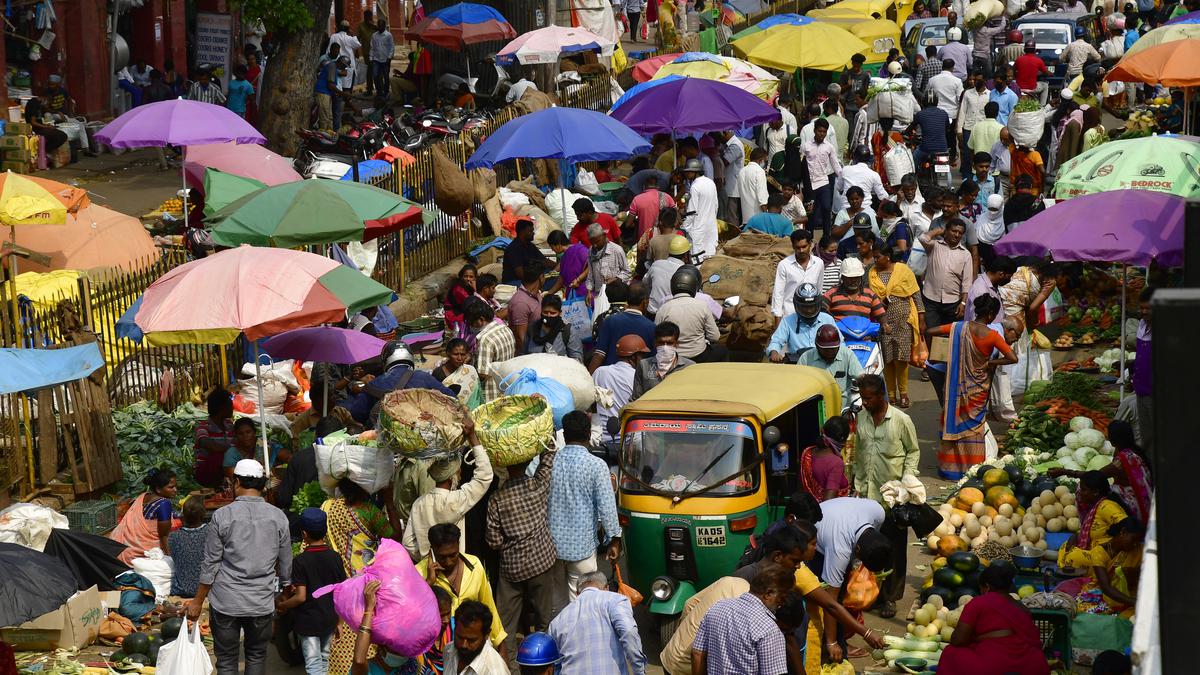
184,143,301,192
608,77,780,135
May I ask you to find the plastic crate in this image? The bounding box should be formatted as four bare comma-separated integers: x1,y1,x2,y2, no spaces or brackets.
63,499,117,534
1032,608,1072,664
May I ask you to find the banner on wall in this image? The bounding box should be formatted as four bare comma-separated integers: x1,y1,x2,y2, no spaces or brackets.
196,12,234,90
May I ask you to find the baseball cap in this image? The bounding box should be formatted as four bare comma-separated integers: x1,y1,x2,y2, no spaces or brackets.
815,324,842,349
841,257,866,277
616,334,651,357
233,458,265,478
668,235,691,256
851,212,873,228
300,507,328,538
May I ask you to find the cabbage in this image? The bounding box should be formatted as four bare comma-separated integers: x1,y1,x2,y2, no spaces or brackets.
1040,452,1052,461
1060,458,1082,471
1077,428,1105,449
1064,432,1083,450
1086,454,1112,471
1100,441,1115,456
1074,446,1097,464
1069,417,1094,432
1057,446,1074,459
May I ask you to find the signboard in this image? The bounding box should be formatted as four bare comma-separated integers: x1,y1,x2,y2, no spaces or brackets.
195,12,234,90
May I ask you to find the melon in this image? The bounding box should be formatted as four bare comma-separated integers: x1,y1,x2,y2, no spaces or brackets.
936,534,969,557
957,487,985,510
123,632,150,656
985,485,1015,508
983,468,1010,489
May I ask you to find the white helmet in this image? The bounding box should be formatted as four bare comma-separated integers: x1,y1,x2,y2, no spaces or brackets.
384,343,415,368
947,26,962,41
887,61,903,76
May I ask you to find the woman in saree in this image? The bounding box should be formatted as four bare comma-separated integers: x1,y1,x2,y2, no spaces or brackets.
324,477,395,675
657,0,680,51
111,467,177,565
1049,420,1152,525
443,264,477,340
432,338,482,409
800,416,851,502
870,243,924,408
1057,470,1130,570
927,295,1017,479
939,565,1051,675
1060,517,1145,618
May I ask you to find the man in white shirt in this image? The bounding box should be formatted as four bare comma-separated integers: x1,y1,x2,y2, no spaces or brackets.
720,131,746,226
777,94,799,134
505,76,538,103
771,229,824,318
680,159,719,262
402,423,494,560
927,60,964,165
592,335,646,441
444,601,511,675
836,144,889,211
799,103,839,149
736,147,770,223
894,173,925,224
645,236,690,314
802,118,843,239
957,72,990,174
759,118,788,160
328,20,361,90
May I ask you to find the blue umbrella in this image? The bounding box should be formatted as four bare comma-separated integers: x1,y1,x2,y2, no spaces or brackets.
1166,9,1200,23
611,74,685,112
464,107,650,169
731,13,812,40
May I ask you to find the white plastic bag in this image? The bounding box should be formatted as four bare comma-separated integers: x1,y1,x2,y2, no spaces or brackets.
1006,333,1053,396
132,548,174,602
1007,109,1045,148
575,168,601,196
316,441,395,496
544,188,586,229
0,502,68,551
157,618,213,675
883,144,915,187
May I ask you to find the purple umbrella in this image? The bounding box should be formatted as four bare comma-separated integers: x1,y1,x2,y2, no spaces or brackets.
261,326,387,365
608,77,780,135
994,189,1184,401
993,190,1184,267
93,99,266,228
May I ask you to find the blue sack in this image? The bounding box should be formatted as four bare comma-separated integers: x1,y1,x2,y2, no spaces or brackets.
500,368,574,429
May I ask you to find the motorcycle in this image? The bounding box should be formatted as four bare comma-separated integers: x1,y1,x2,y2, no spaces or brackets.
293,125,388,180
905,129,954,193
836,315,884,415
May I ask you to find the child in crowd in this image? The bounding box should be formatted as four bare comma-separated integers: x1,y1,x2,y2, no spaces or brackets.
167,497,208,597
423,587,455,675
277,508,347,675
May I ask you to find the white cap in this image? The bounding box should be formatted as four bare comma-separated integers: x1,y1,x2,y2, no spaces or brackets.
1060,88,1074,100
987,193,1004,210
234,458,265,478
841,257,866,277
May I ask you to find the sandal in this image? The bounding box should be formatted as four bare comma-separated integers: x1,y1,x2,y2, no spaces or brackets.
899,394,911,408
888,396,897,405
846,647,870,659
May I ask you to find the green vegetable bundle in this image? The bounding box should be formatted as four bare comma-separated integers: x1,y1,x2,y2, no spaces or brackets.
113,401,206,497
1024,371,1105,410
1013,98,1042,113
1004,405,1069,454
289,480,328,513
472,395,553,467
377,389,467,454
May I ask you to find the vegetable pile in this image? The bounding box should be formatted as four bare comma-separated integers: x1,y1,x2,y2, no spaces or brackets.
289,480,328,514
1024,371,1106,411
113,401,206,497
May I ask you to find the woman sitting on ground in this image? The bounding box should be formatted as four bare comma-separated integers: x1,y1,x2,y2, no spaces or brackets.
1049,420,1152,525
432,338,482,409
939,565,1050,675
1058,470,1130,570
443,264,477,340
110,467,177,565
223,417,290,483
1063,517,1145,618
799,416,851,502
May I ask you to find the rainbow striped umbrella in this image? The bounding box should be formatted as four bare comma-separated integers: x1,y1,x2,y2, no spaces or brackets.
404,2,516,50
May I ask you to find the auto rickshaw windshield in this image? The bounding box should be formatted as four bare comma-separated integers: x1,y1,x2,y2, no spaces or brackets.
620,418,759,498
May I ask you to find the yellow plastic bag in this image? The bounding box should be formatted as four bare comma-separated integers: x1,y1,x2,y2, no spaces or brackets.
820,660,856,675
612,42,629,72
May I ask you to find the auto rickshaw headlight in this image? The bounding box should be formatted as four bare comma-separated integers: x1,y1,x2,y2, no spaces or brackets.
651,576,676,601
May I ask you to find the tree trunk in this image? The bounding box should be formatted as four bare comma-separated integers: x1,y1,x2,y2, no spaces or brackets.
259,0,332,157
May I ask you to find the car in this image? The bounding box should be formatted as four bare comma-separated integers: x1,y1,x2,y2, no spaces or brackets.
1011,11,1102,87
901,16,974,66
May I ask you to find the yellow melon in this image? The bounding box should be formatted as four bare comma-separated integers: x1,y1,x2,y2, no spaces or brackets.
983,468,1010,489
985,485,1015,508
956,487,985,510
936,534,968,557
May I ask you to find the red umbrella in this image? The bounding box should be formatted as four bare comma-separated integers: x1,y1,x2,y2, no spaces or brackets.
632,52,683,82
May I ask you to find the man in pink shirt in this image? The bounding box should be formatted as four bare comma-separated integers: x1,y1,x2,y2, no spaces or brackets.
627,174,676,239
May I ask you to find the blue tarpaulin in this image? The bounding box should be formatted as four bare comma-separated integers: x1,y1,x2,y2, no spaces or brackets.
0,343,105,394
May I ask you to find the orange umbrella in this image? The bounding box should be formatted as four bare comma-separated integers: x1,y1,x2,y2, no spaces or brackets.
1107,39,1200,87
10,204,159,273
0,171,90,219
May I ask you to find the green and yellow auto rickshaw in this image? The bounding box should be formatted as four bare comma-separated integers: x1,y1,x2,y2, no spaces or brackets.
616,362,840,640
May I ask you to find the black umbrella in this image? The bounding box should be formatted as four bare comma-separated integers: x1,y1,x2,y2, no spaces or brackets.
0,543,79,626
42,528,131,591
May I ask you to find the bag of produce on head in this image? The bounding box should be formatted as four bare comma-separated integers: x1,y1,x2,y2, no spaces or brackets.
471,395,554,467
1007,106,1045,147
842,561,880,611
316,440,394,496
377,389,468,454
500,368,574,429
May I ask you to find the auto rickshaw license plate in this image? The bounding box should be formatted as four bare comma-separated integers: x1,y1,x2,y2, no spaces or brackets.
695,526,726,547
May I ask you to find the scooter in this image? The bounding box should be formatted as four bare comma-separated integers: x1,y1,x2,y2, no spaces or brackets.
293,126,389,180
836,316,884,375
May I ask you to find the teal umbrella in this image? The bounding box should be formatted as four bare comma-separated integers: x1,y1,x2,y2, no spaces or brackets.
202,168,267,218
207,179,432,248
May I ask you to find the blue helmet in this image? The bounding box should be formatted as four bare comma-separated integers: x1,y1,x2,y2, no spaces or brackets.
516,632,561,667
1074,25,1087,39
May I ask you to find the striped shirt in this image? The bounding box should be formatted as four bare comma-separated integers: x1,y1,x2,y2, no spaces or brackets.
820,258,843,294
823,286,885,322
187,81,226,105
692,592,788,675
474,321,515,401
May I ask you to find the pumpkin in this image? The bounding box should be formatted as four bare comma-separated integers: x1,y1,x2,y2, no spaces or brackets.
936,534,969,557
956,487,985,510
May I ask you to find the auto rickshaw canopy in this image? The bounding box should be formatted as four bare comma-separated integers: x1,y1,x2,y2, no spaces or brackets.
623,362,840,424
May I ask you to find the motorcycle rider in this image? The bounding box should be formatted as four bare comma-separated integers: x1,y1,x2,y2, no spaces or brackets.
796,324,864,411
823,257,886,323
344,342,455,425
767,283,837,363
654,265,723,363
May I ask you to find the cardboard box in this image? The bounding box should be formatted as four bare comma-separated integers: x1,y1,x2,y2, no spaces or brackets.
928,336,950,363
0,134,27,150
1,585,103,651
5,122,32,136
1,160,30,174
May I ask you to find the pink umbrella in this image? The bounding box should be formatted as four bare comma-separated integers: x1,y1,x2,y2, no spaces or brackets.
496,25,614,65
184,143,302,191
632,52,683,82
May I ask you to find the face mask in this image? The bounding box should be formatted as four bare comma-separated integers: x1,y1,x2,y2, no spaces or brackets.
381,653,408,668
818,248,838,265
655,345,678,377
823,433,846,455
543,316,563,328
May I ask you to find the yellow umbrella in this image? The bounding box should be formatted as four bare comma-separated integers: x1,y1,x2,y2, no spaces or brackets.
731,21,870,71
652,54,781,100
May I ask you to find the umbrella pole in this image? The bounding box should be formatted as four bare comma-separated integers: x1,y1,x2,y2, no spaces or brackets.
180,159,189,229
1119,263,1128,404
8,225,34,489
323,377,329,418
801,67,806,107
253,343,271,470
558,159,567,226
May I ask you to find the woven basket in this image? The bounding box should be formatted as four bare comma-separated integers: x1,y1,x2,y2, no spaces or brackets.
378,389,468,454
472,395,554,467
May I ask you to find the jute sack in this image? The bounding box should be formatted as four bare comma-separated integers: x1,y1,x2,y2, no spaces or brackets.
727,303,776,352
432,145,474,215
720,232,792,261
699,255,778,306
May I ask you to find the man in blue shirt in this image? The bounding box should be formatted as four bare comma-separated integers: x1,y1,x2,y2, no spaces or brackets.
988,72,1019,125
312,44,340,131
589,282,656,371
767,283,837,362
743,193,794,237
343,343,454,424
906,105,950,172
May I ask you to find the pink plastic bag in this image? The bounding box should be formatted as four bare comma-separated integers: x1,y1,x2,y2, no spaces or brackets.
311,539,440,657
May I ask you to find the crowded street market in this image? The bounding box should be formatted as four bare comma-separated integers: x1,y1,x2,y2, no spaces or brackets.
0,0,1190,672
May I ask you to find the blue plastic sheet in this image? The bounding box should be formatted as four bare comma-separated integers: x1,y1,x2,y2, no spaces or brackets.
0,342,105,394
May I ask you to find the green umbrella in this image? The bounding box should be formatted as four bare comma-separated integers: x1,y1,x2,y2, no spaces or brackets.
202,168,268,218
207,179,432,248
1053,135,1200,200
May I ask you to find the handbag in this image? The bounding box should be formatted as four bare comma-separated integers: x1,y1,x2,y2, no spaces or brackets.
841,562,880,611
611,564,644,608
562,289,592,338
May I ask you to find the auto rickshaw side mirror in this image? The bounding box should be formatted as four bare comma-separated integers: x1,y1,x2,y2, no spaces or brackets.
763,426,781,446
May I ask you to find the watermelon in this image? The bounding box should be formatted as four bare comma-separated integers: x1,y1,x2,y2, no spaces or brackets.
933,567,964,588
109,651,127,663
947,551,981,573
147,643,161,662
1004,465,1022,485
962,478,986,491
123,632,150,655
160,617,184,643
127,654,149,665
963,570,982,592
921,585,958,608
